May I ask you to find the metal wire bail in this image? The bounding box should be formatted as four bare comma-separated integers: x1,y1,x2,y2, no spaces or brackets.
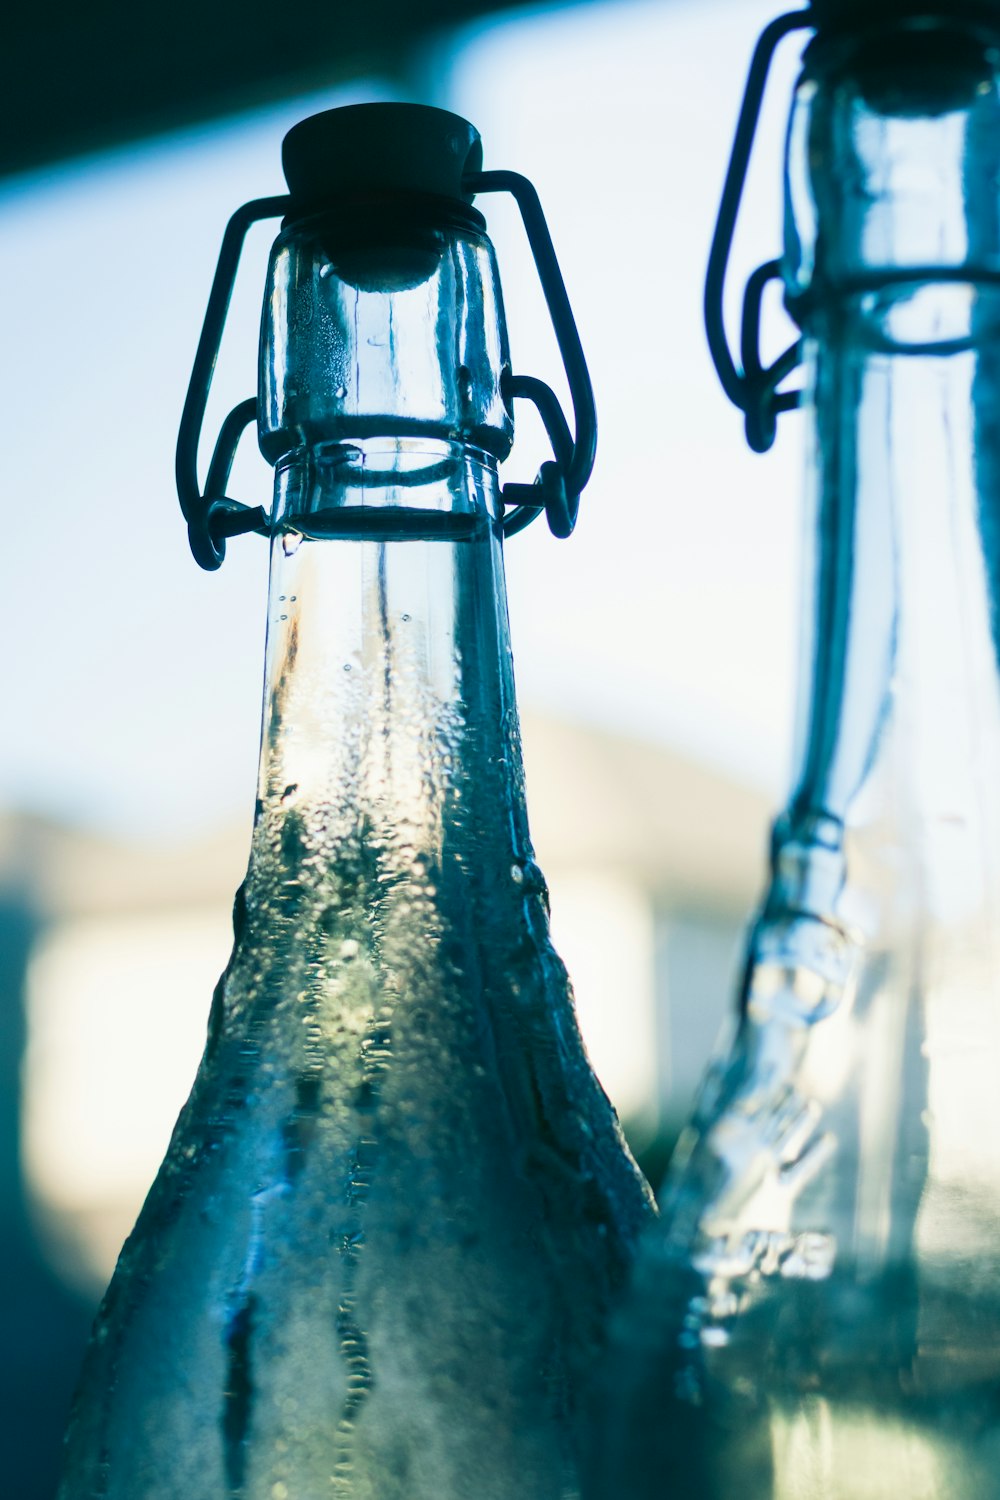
175,196,291,570
703,7,814,453
177,165,597,566
464,170,597,539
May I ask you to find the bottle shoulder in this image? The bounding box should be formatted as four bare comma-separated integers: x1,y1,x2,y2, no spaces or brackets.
60,809,653,1500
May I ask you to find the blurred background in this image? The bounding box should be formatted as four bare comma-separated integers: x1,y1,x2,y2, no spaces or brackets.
2,0,810,1490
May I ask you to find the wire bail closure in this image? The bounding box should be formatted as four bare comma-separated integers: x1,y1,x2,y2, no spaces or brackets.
176,173,596,570
175,196,290,571
707,3,1000,449
463,170,596,540
704,8,813,453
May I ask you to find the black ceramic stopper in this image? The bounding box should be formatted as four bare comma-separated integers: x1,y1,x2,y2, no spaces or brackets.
810,0,1000,30
282,103,484,212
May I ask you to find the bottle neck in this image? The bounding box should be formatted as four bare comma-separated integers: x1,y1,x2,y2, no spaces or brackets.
776,327,1000,930
253,439,531,893
773,27,1000,944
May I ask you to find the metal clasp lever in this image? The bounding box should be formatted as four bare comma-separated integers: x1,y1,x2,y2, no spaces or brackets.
175,195,290,571
464,170,597,538
704,8,813,453
177,172,597,565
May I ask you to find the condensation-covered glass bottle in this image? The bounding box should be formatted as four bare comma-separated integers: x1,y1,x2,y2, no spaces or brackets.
59,104,653,1500
592,6,1000,1498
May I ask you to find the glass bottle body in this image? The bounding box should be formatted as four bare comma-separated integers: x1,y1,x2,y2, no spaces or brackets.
60,197,652,1500
592,24,1000,1500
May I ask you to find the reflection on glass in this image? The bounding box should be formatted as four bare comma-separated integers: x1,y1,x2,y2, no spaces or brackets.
60,118,653,1500
594,23,1000,1499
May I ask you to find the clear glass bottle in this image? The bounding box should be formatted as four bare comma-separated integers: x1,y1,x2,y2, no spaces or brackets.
59,105,653,1500
592,14,1000,1499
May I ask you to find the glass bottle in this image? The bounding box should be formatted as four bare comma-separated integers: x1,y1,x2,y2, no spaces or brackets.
591,11,1000,1499
59,104,653,1500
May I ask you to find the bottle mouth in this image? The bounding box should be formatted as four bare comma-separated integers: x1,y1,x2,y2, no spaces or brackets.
284,194,487,293
805,16,999,114
279,104,489,292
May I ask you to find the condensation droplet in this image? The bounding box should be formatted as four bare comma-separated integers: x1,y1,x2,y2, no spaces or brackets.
282,531,303,556
401,613,411,622
510,863,525,884
319,263,333,279
280,613,288,622
334,385,347,399
343,663,352,672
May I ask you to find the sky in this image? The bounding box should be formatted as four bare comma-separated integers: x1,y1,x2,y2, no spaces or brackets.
0,0,807,842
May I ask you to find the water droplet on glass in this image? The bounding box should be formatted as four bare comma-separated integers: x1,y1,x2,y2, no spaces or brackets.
280,613,288,622
343,663,352,672
334,385,347,399
319,263,333,279
401,613,411,622
278,595,286,602
290,595,297,602
282,531,303,556
510,863,525,884
340,939,360,961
